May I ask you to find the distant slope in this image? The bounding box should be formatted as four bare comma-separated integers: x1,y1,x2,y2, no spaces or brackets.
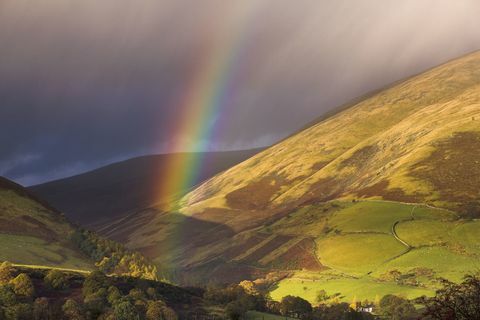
30,149,264,226
0,177,93,270
98,51,480,292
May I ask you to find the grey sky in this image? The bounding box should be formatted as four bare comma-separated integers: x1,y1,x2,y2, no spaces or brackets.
1,0,480,185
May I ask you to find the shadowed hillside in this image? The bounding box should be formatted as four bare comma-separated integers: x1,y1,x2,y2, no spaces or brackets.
30,149,263,226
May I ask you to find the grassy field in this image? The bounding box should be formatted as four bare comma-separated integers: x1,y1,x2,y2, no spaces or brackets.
0,178,94,271
316,233,406,275
0,234,93,270
270,271,434,304
266,200,479,303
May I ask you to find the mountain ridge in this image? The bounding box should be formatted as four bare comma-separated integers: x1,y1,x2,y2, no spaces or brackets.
30,148,264,226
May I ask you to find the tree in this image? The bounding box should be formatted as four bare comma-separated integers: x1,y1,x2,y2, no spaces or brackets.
0,262,14,285
33,297,50,320
162,307,178,320
420,274,480,319
128,288,146,301
379,295,416,320
4,303,33,320
239,280,258,296
82,271,108,297
225,300,248,320
10,273,35,298
44,270,68,290
349,295,357,310
107,286,121,305
146,300,164,320
113,300,140,320
313,303,375,320
62,299,85,320
280,295,312,318
315,290,330,304
83,288,107,319
0,285,16,307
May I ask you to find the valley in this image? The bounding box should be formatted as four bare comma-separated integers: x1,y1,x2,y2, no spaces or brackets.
78,51,480,305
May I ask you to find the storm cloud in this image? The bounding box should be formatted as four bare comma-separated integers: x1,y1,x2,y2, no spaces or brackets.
1,0,480,185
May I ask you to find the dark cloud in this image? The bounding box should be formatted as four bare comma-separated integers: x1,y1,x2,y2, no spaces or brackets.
1,0,480,185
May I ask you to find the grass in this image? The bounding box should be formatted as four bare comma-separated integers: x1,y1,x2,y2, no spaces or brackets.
266,201,479,303
316,234,406,275
0,234,93,270
270,271,434,304
328,201,414,233
372,247,480,282
0,184,93,271
396,220,455,247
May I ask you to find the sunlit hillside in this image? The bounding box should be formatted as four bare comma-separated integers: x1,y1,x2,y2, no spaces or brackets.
0,177,92,270
100,51,480,301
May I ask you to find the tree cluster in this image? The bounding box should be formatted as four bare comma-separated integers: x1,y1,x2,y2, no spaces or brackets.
70,229,158,280
419,274,480,319
0,262,178,320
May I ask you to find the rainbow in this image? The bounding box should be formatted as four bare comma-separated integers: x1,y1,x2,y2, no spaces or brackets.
156,4,262,212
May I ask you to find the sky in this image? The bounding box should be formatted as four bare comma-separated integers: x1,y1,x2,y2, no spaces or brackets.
1,0,480,186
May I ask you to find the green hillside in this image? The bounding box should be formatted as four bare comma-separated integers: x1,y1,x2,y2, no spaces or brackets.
93,51,480,302
0,177,93,270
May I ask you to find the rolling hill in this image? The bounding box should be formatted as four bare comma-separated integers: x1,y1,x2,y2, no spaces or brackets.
0,177,93,270
45,51,480,302
30,149,263,227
